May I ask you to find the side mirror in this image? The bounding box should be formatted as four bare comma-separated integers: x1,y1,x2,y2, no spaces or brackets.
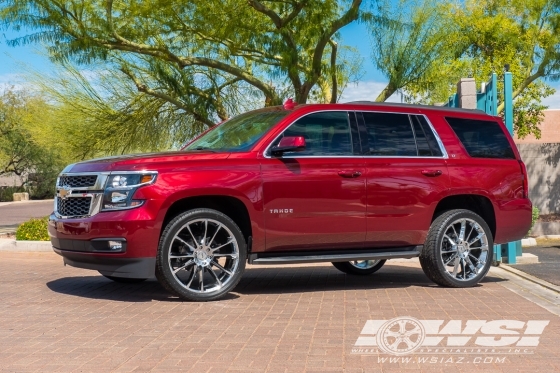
271,136,306,156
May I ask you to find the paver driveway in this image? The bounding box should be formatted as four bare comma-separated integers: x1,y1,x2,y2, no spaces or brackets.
0,251,559,373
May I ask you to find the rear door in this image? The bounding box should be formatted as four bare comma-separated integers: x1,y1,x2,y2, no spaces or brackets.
359,111,450,248
261,111,366,252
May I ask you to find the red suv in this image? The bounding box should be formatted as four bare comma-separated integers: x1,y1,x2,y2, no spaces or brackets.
49,102,532,301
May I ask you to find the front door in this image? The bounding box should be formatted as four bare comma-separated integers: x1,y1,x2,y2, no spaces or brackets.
261,111,366,252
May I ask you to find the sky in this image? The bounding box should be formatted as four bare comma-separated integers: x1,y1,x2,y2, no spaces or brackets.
0,22,559,108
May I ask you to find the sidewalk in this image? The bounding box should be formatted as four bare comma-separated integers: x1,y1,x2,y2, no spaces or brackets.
0,251,558,372
512,238,560,286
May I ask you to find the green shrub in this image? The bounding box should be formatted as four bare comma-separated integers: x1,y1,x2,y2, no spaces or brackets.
526,206,540,236
531,207,539,229
0,185,26,202
16,217,50,241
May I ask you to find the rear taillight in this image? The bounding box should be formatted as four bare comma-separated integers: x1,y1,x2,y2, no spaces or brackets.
519,160,529,199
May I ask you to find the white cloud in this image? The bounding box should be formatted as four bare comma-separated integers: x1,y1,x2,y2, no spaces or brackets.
0,73,27,91
339,81,401,103
541,87,560,109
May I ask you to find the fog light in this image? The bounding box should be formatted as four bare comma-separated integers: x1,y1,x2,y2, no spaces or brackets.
108,241,123,250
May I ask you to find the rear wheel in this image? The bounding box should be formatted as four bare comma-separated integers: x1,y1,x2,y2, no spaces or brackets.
101,274,147,283
420,209,492,287
156,208,246,301
332,259,386,275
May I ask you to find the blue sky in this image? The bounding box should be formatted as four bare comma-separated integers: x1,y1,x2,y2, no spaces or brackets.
1,23,558,107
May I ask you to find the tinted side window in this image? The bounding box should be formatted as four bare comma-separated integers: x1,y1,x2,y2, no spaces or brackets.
274,111,353,156
411,115,443,157
445,117,515,159
362,112,416,156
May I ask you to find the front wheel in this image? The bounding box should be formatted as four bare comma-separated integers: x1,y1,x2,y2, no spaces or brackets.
420,209,493,288
332,259,386,275
156,208,246,301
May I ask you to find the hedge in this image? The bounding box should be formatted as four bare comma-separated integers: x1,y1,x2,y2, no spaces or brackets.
16,217,50,241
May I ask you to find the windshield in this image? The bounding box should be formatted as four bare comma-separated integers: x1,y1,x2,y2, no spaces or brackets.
184,109,289,152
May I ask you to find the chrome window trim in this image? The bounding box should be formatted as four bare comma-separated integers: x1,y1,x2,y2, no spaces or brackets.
263,109,449,160
263,109,356,159
418,114,448,159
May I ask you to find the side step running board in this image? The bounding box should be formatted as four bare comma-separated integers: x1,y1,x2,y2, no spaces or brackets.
249,246,422,265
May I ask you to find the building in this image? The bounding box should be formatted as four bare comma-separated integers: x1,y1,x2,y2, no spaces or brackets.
515,109,560,215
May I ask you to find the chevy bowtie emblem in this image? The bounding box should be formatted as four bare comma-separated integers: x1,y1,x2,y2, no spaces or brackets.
58,186,72,200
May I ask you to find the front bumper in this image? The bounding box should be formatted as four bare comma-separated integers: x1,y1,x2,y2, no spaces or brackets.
48,204,161,278
53,247,156,278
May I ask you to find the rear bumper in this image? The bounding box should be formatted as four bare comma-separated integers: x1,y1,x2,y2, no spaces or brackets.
494,198,532,244
53,246,155,279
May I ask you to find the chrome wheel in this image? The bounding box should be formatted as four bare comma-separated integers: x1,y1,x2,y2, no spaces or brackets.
420,209,493,288
348,260,382,270
440,218,489,281
169,218,239,293
332,259,386,275
157,209,246,301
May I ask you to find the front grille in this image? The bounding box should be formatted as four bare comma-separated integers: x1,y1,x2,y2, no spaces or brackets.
58,175,98,188
56,197,92,217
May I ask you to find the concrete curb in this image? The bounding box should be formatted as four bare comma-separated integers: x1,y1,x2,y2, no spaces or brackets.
535,235,560,240
499,263,560,294
521,237,537,247
0,239,52,252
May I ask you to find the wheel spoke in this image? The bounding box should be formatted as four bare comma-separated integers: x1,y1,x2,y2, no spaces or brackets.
199,266,204,291
459,220,466,241
207,225,222,248
185,223,199,247
444,253,457,265
451,224,459,240
465,256,477,274
184,268,196,289
208,268,223,288
444,234,457,246
472,244,489,252
174,236,196,251
213,253,238,259
203,220,208,245
468,233,483,246
212,260,233,276
172,259,194,274
465,222,475,242
210,239,234,253
170,254,194,259
452,256,461,277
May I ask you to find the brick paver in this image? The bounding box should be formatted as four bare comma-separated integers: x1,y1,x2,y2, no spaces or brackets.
0,252,558,373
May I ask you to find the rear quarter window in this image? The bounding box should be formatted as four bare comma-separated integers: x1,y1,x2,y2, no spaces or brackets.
445,117,516,159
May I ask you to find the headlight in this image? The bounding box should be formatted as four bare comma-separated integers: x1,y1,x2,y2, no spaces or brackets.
101,172,157,211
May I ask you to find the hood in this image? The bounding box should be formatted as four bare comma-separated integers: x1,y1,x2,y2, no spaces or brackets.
64,150,231,173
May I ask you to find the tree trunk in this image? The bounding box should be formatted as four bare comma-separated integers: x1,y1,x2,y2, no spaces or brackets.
375,82,397,102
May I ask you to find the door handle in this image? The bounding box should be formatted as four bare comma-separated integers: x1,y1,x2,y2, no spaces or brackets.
338,170,362,178
421,170,442,177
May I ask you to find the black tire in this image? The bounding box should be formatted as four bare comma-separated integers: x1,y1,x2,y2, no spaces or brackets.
332,259,386,275
156,208,246,301
101,274,147,283
419,209,493,288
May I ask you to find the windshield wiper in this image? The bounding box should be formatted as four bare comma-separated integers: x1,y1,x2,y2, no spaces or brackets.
189,146,217,152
